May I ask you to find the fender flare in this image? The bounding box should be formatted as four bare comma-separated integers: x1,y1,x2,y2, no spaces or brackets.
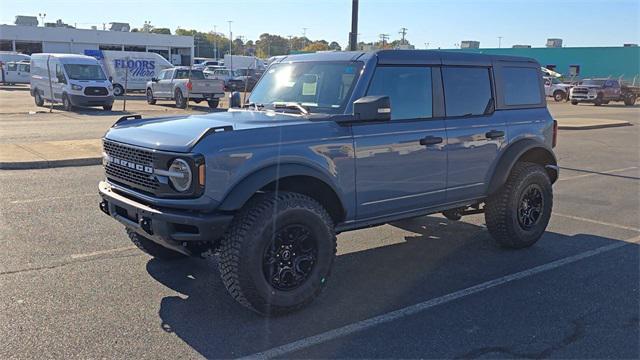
217,163,346,213
487,139,558,195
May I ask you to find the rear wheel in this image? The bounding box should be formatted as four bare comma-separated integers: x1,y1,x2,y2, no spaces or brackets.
553,90,565,102
62,94,74,111
217,192,336,315
208,100,219,109
34,90,44,106
485,162,553,249
146,89,156,104
175,89,187,109
624,94,637,106
103,104,113,111
113,84,124,97
126,228,187,260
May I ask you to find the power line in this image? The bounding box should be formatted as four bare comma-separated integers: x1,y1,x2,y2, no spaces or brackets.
399,27,408,45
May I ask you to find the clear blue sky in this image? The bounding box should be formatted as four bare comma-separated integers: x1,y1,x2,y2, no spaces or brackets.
1,0,638,49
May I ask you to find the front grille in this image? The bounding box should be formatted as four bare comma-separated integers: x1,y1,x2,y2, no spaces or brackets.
103,140,159,192
572,88,589,94
84,86,108,96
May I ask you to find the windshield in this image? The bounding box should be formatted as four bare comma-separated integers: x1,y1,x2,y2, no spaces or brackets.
582,79,606,86
63,64,106,80
175,69,205,79
248,61,362,114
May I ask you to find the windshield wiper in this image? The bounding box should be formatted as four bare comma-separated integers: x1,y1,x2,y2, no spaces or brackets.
242,102,265,110
272,102,309,115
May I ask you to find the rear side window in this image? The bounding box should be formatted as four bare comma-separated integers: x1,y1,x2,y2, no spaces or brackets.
442,67,492,117
501,67,542,106
366,66,432,120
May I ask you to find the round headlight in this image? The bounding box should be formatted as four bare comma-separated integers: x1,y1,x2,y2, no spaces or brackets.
168,159,192,192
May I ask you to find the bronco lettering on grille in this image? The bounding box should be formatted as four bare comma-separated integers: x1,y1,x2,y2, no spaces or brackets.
106,155,154,174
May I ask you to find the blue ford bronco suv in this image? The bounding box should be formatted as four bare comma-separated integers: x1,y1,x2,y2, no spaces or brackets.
99,50,558,315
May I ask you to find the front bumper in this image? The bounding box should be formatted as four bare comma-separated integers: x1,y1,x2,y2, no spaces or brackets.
98,181,233,252
69,94,114,107
570,93,597,101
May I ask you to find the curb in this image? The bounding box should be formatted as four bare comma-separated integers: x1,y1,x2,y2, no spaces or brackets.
558,122,632,130
0,157,101,170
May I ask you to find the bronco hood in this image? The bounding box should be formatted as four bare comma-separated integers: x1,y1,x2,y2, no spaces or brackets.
104,110,310,152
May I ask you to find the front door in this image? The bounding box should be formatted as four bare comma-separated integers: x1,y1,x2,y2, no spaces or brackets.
353,65,447,220
442,66,506,202
51,62,67,102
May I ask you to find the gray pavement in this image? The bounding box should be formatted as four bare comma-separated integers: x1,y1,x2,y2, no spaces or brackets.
1,113,638,358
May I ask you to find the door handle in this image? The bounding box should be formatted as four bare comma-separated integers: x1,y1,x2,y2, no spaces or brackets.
419,136,443,146
485,130,505,139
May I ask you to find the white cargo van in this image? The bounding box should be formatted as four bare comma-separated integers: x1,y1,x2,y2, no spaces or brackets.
0,51,30,66
2,60,30,84
92,50,173,96
30,53,114,111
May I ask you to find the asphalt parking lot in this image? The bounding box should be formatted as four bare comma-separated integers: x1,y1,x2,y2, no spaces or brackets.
1,86,639,358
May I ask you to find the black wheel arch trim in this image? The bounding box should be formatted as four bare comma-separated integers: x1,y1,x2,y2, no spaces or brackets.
217,163,347,218
487,139,558,195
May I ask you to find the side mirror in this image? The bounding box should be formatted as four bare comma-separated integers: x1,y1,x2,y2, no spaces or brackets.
108,76,113,83
229,91,241,108
353,96,391,122
151,77,158,82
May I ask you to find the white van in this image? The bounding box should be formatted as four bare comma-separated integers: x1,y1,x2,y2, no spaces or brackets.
30,53,114,111
0,51,30,66
2,60,30,84
92,50,173,96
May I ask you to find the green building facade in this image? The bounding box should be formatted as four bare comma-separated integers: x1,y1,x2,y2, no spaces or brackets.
450,46,640,82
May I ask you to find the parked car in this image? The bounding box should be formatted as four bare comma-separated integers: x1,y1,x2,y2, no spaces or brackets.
227,68,263,91
99,50,558,315
1,60,30,85
0,51,30,67
569,78,639,106
91,50,173,96
543,76,572,102
30,53,114,111
145,67,225,108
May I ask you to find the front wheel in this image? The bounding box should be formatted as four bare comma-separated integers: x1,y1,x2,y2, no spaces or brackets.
103,104,113,111
553,90,565,102
146,89,156,104
207,100,219,109
571,100,578,105
217,192,336,315
62,94,74,111
112,84,124,97
34,90,44,106
485,162,553,249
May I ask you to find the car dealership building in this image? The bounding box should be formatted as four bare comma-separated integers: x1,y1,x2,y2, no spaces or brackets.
0,24,194,65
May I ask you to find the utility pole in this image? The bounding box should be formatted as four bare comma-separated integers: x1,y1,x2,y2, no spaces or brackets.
213,25,217,59
302,27,308,49
348,0,359,51
38,13,46,26
227,20,233,70
379,34,389,49
498,36,503,48
287,35,293,53
399,27,408,45
424,42,430,49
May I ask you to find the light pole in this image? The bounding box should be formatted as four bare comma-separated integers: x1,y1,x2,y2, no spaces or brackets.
38,13,46,26
213,25,217,59
424,42,430,49
348,0,359,51
498,36,503,48
227,20,233,70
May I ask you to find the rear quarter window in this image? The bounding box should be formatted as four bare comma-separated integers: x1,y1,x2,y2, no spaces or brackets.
501,67,542,106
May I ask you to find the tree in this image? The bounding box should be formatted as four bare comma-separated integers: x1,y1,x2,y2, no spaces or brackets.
150,28,171,35
302,40,329,52
255,33,290,58
328,41,342,51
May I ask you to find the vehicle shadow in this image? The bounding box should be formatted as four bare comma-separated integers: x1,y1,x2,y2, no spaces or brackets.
147,215,636,358
0,85,30,91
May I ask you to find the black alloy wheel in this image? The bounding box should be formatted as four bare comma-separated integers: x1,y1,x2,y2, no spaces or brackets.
263,224,318,291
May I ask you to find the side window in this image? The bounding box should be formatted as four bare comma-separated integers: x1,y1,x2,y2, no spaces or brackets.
7,63,17,71
55,64,67,83
501,67,542,106
18,63,30,72
163,70,172,80
442,67,492,117
366,66,432,120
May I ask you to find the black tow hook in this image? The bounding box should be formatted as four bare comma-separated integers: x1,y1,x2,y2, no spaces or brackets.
140,217,153,235
99,200,110,215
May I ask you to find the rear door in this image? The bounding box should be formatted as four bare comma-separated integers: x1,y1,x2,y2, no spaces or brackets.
353,65,447,220
442,63,505,202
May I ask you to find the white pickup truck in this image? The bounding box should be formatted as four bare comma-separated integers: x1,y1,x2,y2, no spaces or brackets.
146,67,225,109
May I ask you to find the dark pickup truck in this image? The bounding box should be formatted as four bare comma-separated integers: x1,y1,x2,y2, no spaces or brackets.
99,50,558,315
569,78,639,106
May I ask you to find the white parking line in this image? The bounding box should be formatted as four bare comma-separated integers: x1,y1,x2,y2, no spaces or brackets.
70,246,136,259
9,193,95,204
559,166,638,181
244,235,640,359
553,213,640,232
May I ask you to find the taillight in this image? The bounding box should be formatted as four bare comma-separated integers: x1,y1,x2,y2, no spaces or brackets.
552,119,558,148
186,81,193,91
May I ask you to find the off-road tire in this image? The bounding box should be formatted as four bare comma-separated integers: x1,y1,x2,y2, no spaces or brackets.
485,162,553,249
103,105,113,111
208,100,219,109
62,94,73,111
553,90,565,102
175,89,187,109
571,100,578,105
146,89,156,104
126,228,187,260
113,84,124,97
34,90,44,106
624,94,636,106
217,192,337,315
